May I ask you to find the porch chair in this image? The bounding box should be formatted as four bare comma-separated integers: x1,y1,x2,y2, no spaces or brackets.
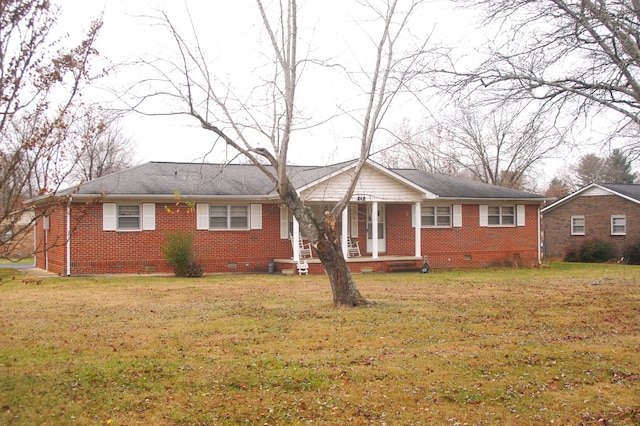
347,236,361,257
290,234,313,259
296,260,309,275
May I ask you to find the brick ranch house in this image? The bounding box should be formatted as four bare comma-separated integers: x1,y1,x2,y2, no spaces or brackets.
30,160,548,275
542,183,640,259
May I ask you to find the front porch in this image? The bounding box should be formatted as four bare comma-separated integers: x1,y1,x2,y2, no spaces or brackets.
273,255,424,275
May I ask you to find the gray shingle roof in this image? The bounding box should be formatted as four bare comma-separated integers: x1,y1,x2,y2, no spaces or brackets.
599,183,640,202
58,161,546,201
392,169,545,199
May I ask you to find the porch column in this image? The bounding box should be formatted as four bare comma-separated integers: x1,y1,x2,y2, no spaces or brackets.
292,217,300,261
372,201,379,258
341,207,349,258
415,202,422,257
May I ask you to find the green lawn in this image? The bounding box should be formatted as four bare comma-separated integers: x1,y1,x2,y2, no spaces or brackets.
0,263,639,425
0,257,33,265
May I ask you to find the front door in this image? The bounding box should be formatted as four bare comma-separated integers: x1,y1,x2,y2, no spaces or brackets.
366,204,386,252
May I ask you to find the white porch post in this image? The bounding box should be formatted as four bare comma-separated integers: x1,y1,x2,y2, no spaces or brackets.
341,207,349,258
372,201,379,259
415,202,422,257
292,217,300,261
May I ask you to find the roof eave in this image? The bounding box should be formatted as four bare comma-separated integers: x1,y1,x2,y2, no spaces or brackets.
68,193,281,202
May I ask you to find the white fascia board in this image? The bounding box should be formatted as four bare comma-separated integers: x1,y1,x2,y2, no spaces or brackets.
539,183,635,213
296,159,436,199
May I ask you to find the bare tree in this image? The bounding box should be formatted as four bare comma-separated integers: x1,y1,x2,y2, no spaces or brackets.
378,100,563,190
0,0,102,258
374,119,463,175
70,109,136,183
444,101,563,190
132,0,429,306
544,177,572,199
452,0,640,153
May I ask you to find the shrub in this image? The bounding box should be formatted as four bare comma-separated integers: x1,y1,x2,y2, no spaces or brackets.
564,238,616,263
623,242,640,265
162,231,203,277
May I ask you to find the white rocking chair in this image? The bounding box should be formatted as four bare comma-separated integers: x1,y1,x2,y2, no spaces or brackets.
296,260,309,275
290,234,313,259
347,237,361,257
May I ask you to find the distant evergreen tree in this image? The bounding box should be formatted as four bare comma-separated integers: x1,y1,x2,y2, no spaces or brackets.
603,149,636,183
575,150,635,186
575,154,606,186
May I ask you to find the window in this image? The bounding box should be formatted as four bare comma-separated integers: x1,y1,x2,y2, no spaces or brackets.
209,205,249,230
611,215,626,235
488,205,515,226
118,205,140,230
571,215,585,235
103,203,154,231
422,206,451,227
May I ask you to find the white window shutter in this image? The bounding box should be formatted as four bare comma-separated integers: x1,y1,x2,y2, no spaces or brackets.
453,204,462,227
280,206,289,239
517,204,525,227
350,205,359,237
250,204,262,229
142,203,155,230
479,205,488,227
196,204,209,230
103,203,116,231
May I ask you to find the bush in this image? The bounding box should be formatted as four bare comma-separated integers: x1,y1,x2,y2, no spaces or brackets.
564,238,616,263
162,231,203,277
623,242,640,265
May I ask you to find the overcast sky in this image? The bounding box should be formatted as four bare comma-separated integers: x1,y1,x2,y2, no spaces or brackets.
56,1,487,166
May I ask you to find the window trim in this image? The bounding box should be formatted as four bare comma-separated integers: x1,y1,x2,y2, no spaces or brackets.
208,204,250,230
571,215,585,236
611,215,626,236
487,205,515,227
117,204,141,231
421,205,452,228
103,203,155,232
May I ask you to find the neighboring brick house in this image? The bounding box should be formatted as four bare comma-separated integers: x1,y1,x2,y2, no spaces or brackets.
1,209,35,259
29,160,547,275
542,183,640,259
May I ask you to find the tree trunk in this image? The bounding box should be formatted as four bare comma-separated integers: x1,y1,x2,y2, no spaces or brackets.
281,184,371,307
312,211,371,307
315,238,371,306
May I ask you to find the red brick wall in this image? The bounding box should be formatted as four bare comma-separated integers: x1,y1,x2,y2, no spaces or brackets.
385,204,540,269
543,195,640,259
60,202,291,275
34,203,69,275
37,201,541,275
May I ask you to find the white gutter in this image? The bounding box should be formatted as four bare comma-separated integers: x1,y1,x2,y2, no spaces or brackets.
66,199,71,276
538,205,542,264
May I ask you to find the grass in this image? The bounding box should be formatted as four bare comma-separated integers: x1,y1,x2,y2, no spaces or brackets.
0,257,33,265
0,263,639,425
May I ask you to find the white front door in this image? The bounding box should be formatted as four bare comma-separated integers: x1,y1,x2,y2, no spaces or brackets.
366,204,386,252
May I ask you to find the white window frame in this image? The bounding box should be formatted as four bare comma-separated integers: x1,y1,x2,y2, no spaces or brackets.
487,205,515,227
104,203,155,232
117,204,141,230
209,204,250,230
198,203,261,231
571,215,585,235
421,205,452,228
611,215,626,236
